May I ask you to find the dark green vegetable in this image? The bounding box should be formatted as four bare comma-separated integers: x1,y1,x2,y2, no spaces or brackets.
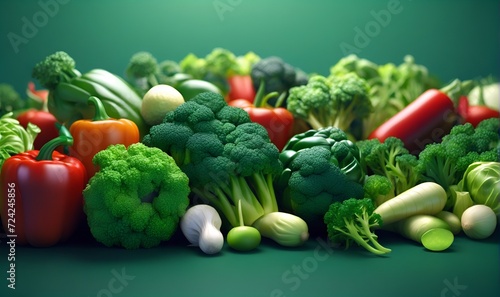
0,83,25,116
250,56,307,100
276,127,365,233
32,51,149,137
142,92,309,246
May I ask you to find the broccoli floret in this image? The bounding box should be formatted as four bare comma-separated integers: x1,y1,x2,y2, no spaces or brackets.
143,91,285,228
32,51,81,90
83,143,190,249
357,136,420,196
179,53,208,80
324,198,391,255
0,83,25,116
277,146,365,233
251,56,305,96
417,119,499,201
204,47,238,78
363,174,394,207
125,51,159,93
158,60,181,77
287,73,372,133
233,51,261,76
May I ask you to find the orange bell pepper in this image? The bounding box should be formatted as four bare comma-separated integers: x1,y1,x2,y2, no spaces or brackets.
69,96,140,178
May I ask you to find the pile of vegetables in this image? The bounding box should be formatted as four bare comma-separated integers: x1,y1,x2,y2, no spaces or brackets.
0,48,498,257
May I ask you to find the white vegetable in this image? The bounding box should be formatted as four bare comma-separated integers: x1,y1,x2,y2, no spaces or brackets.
180,204,224,254
461,204,497,240
468,82,500,111
141,84,185,125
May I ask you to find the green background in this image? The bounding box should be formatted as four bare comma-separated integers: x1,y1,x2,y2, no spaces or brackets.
1,0,499,94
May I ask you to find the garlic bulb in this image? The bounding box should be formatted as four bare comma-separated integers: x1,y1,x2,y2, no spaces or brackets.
180,204,224,254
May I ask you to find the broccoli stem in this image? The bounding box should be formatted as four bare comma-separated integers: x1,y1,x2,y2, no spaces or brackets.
340,220,391,255
249,173,279,214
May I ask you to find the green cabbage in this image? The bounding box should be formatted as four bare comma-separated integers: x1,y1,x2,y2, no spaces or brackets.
459,161,500,215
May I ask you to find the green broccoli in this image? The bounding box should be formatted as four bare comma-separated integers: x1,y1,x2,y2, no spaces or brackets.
233,51,261,76
125,51,160,94
356,136,420,197
143,92,285,226
276,145,365,234
417,118,499,202
83,143,190,249
0,83,25,116
362,174,394,207
287,73,372,133
143,91,312,247
324,197,391,255
179,53,208,80
250,56,306,98
32,51,81,90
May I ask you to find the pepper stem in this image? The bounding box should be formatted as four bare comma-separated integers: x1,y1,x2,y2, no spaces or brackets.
35,123,73,161
253,80,279,108
89,96,111,121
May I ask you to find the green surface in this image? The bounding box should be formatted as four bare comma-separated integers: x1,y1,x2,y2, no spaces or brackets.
1,0,500,94
1,227,499,297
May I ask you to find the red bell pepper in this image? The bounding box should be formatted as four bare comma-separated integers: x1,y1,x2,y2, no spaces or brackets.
227,75,256,102
0,125,87,247
229,82,294,151
17,109,60,151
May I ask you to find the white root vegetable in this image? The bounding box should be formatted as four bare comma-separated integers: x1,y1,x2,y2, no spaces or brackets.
180,204,224,254
382,214,451,243
374,182,447,226
435,211,462,235
461,204,497,240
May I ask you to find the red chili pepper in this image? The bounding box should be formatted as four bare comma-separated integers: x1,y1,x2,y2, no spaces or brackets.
457,95,499,127
0,125,87,247
368,88,458,154
227,75,256,102
229,81,294,151
69,96,140,179
17,109,60,151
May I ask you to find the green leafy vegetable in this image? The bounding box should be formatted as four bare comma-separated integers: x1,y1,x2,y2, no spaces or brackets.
0,112,40,168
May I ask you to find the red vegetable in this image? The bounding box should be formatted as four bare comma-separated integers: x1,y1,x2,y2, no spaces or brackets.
227,75,256,102
458,96,500,127
17,109,60,150
229,82,294,151
368,89,458,154
0,125,87,247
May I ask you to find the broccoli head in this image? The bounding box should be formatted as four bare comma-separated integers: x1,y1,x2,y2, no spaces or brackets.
356,136,420,196
32,51,81,90
125,51,160,93
324,197,391,255
287,73,372,133
251,56,306,97
276,145,365,234
83,143,190,249
143,91,283,227
418,118,499,196
0,83,25,116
